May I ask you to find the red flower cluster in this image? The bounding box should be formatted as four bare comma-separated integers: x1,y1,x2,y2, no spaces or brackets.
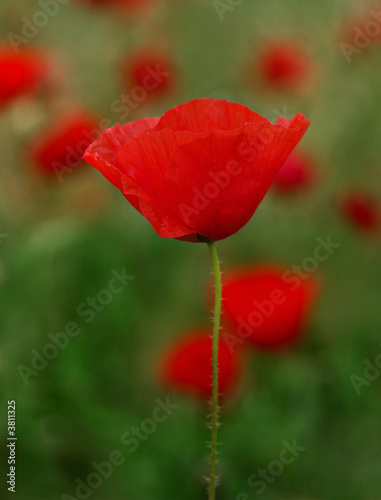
160,330,240,399
0,47,48,109
159,263,319,400
84,98,309,241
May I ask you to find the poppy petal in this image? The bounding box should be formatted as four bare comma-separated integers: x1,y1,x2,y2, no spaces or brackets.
83,118,159,190
115,128,202,238
164,114,310,240
120,175,196,238
152,98,269,134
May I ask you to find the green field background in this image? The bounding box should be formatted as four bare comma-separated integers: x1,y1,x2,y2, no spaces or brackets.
1,0,381,499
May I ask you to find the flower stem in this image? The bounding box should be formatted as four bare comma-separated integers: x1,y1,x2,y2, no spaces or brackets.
207,241,222,500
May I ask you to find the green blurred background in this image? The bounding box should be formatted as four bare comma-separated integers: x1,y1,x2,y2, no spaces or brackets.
1,0,381,499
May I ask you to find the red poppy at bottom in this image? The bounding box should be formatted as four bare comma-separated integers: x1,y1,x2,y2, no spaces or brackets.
340,191,380,233
160,331,240,400
220,266,319,350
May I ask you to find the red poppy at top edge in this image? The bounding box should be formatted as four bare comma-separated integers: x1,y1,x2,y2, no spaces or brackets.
123,49,174,99
0,47,48,109
219,265,319,350
160,330,241,400
83,99,310,242
257,41,314,92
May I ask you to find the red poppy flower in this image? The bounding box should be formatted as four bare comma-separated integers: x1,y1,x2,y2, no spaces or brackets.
219,265,319,350
256,41,314,92
340,191,380,233
31,112,100,177
0,47,48,109
123,48,174,99
273,150,315,193
83,98,310,241
160,330,240,399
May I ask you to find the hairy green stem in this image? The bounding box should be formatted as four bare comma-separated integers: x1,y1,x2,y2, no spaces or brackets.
207,241,222,500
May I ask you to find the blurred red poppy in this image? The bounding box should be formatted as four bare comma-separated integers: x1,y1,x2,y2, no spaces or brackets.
123,48,174,99
160,330,240,399
273,150,315,193
340,191,380,232
0,47,48,109
31,112,100,177
220,265,319,350
256,40,314,92
83,98,309,241
342,8,381,52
